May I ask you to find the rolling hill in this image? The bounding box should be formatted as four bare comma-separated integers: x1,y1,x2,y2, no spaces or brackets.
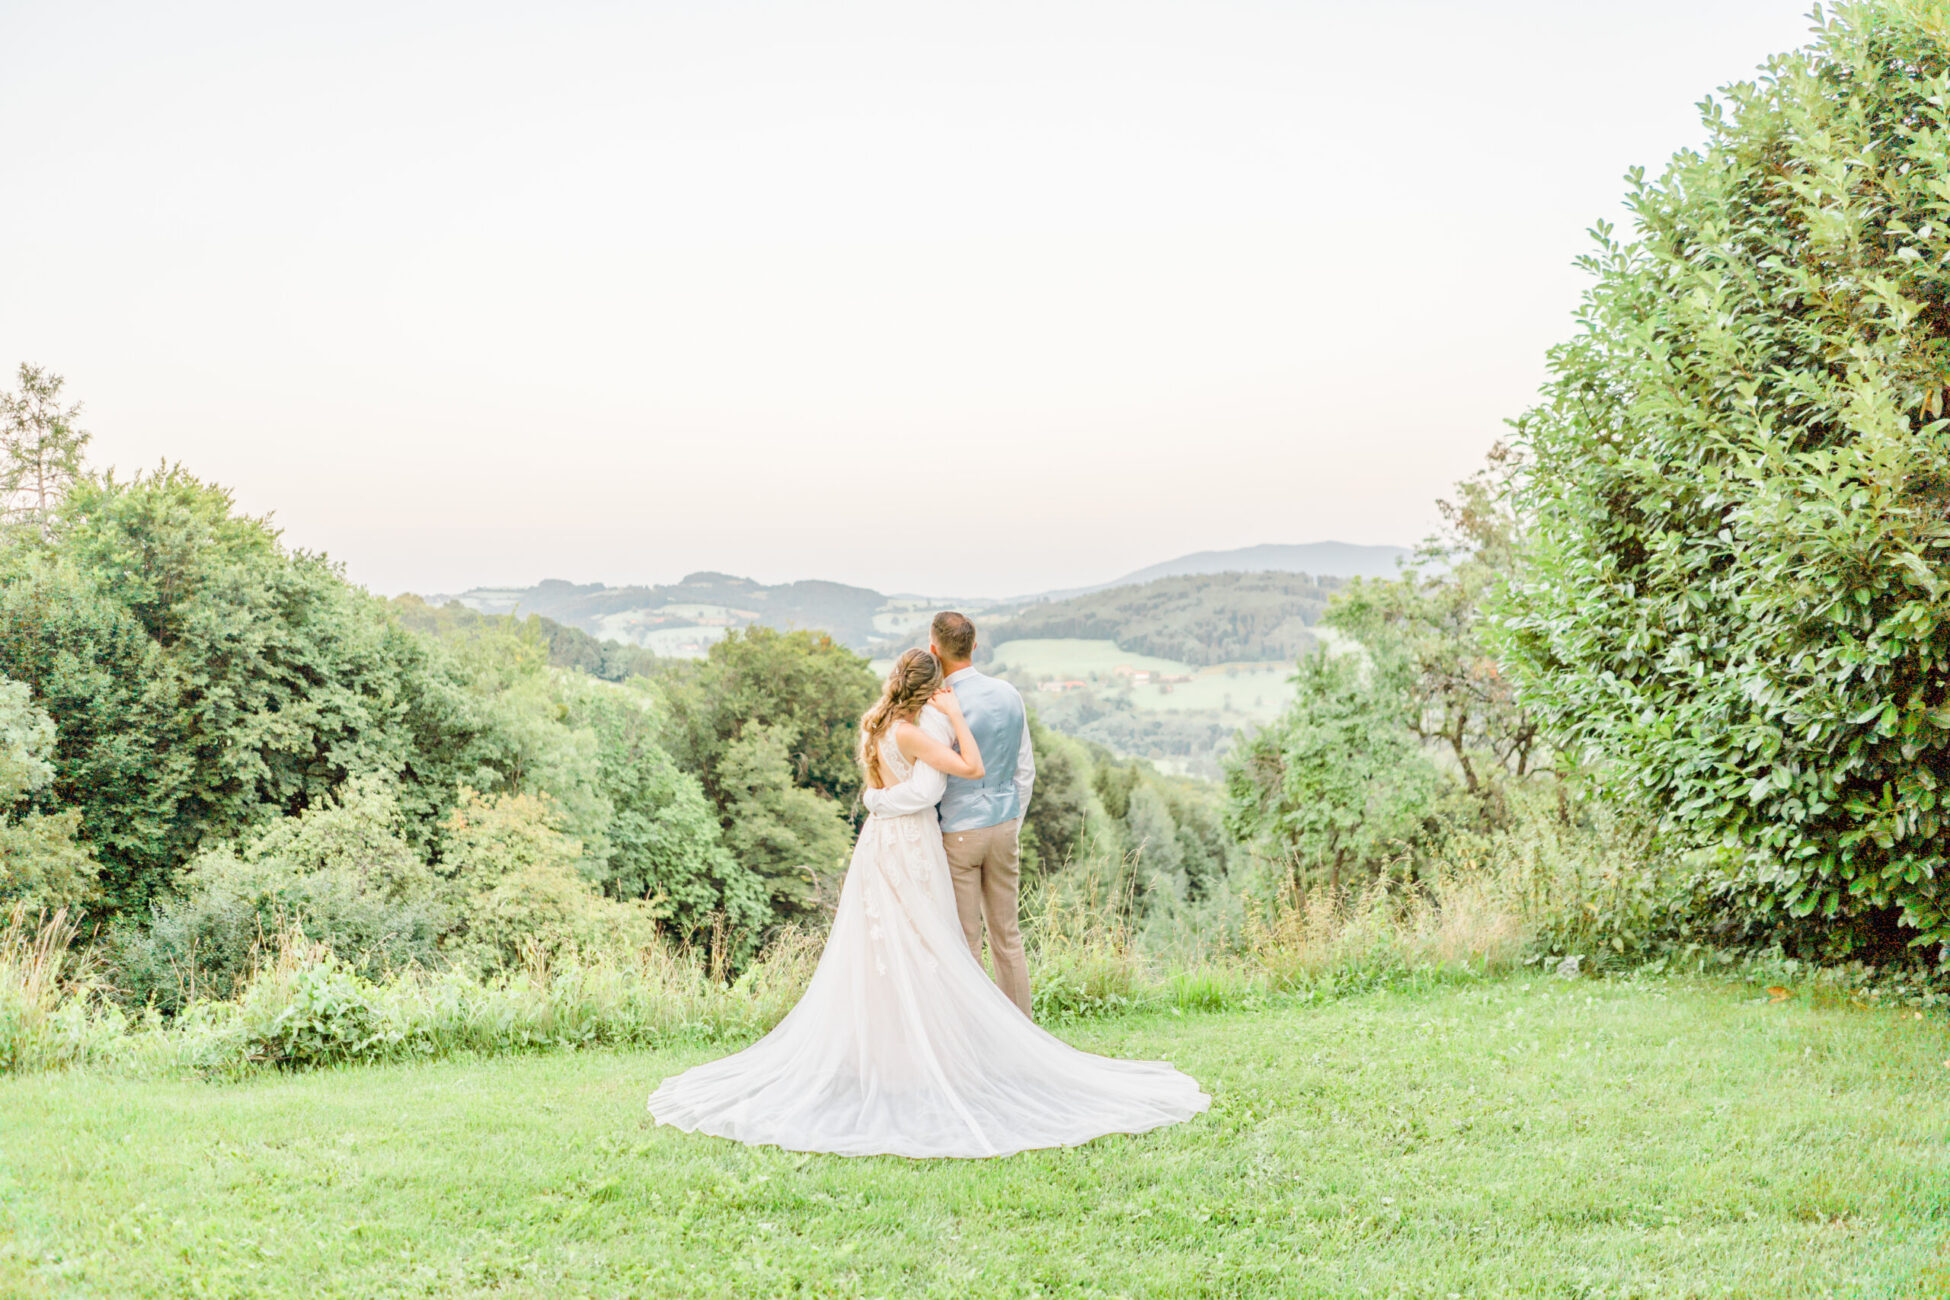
1108,541,1408,587
979,570,1341,668
415,540,1404,664
422,573,894,655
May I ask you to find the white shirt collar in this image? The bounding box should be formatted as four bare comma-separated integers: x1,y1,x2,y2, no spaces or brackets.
944,665,979,685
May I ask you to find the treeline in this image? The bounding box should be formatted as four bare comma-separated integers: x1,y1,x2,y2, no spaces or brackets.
1021,689,1237,777
1019,715,1239,906
0,366,1239,1014
981,571,1343,667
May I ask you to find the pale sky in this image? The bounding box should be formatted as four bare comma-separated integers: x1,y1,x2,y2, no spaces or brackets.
2,0,1818,598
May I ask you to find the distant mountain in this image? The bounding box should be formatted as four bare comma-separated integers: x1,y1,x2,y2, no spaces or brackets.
1109,542,1409,588
422,572,892,656
418,542,1411,661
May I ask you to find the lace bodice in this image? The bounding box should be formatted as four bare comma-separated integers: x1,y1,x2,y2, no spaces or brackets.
869,705,951,815
878,727,915,784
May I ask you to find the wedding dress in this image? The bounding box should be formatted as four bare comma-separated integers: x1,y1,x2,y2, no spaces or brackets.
647,705,1210,1158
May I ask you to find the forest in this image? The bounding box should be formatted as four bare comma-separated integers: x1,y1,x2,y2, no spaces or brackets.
978,570,1342,667
436,573,890,655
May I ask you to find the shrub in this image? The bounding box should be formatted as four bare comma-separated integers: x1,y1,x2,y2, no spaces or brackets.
1497,1,1950,956
116,779,450,1011
1461,785,1686,969
230,937,386,1069
437,787,663,975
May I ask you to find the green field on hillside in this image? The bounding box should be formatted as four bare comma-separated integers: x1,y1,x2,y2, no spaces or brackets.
4,978,1946,1298
1125,662,1295,723
989,637,1199,680
988,638,1297,727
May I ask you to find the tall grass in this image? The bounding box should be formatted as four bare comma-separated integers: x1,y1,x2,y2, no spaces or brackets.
0,803,1719,1078
1239,866,1526,993
1023,860,1147,1020
0,905,138,1074
0,905,833,1078
1010,845,1535,1023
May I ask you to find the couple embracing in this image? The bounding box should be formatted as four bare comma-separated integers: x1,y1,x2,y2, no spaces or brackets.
648,613,1209,1159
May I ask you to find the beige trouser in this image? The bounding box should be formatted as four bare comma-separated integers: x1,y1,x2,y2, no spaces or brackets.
942,818,1032,1018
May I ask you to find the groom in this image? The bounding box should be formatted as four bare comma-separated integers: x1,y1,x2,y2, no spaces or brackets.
864,611,1036,1017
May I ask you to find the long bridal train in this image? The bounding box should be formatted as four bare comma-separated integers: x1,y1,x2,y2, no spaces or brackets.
647,707,1209,1159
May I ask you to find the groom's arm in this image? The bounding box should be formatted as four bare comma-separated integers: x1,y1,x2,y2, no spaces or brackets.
1014,709,1036,819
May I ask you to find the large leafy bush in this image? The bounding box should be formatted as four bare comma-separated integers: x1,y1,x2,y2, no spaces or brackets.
1498,1,1950,954
436,787,663,975
116,779,452,1011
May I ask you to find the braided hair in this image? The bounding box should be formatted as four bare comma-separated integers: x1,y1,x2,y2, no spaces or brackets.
858,648,943,789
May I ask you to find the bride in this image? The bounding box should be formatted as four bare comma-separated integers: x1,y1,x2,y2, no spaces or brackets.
647,648,1210,1158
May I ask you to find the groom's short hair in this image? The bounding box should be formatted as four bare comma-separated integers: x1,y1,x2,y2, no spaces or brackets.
931,611,976,662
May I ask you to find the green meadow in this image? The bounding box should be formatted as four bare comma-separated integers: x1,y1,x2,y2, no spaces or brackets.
5,976,1946,1299
988,638,1297,724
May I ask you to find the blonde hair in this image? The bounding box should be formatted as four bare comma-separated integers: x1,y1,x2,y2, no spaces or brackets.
859,648,943,789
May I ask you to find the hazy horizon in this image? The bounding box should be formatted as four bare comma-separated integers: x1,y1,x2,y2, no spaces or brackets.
1,0,1820,596
417,537,1414,604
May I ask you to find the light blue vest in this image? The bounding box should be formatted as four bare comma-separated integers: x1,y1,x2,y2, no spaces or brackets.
939,669,1025,833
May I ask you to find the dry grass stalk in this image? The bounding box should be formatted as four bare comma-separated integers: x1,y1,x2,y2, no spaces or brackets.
3,903,86,1017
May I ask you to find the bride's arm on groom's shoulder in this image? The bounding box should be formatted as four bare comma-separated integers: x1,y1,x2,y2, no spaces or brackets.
901,691,983,780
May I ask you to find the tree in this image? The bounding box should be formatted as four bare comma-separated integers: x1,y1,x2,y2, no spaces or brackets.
559,675,769,947
660,626,879,812
715,724,853,918
0,467,525,912
1020,713,1095,872
1224,652,1442,893
0,554,192,910
1327,445,1540,806
1125,784,1185,886
0,364,90,540
0,673,98,909
657,627,876,915
1495,1,1950,955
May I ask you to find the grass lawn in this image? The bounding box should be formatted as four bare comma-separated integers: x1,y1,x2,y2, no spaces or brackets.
3,978,1946,1298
